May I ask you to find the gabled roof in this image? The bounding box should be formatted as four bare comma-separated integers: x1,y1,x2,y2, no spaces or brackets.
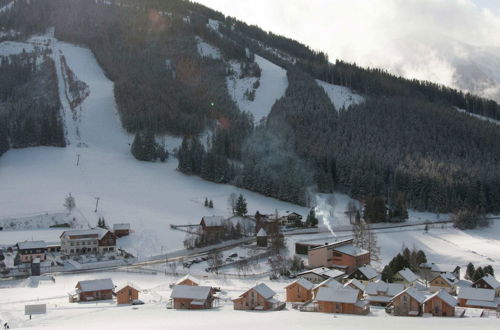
397,268,418,283
76,279,114,292
334,244,369,257
201,216,225,227
355,265,379,280
170,285,212,300
458,287,495,302
61,228,110,240
421,263,459,273
432,272,457,286
175,274,199,286
299,267,344,279
116,282,141,293
478,275,500,290
113,223,130,230
308,239,354,251
256,228,267,237
344,278,366,291
365,281,404,297
393,287,426,304
315,287,359,304
252,283,276,300
313,278,343,291
287,278,314,291
424,289,457,307
17,241,47,250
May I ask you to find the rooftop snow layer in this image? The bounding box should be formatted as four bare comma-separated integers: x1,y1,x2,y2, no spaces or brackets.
356,265,379,280
334,244,369,257
17,240,47,250
287,278,314,291
458,287,495,301
315,287,359,304
252,283,276,300
397,268,419,283
365,281,404,297
425,289,457,307
170,285,211,300
77,278,114,292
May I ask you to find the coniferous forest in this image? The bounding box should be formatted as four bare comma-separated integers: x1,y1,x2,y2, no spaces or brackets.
1,0,500,214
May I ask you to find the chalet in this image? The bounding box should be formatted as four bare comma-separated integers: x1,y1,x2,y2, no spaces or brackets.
297,267,345,284
256,228,268,247
419,263,460,280
16,241,47,263
314,287,369,315
457,287,498,310
391,287,426,316
347,265,379,284
60,228,116,255
116,282,140,305
423,289,457,317
472,275,500,297
429,272,458,294
308,239,370,273
394,268,420,288
170,285,215,309
365,281,405,306
344,278,366,292
278,211,303,227
285,278,314,303
312,278,343,298
175,274,199,287
233,283,283,311
113,223,131,238
75,278,115,302
200,216,225,240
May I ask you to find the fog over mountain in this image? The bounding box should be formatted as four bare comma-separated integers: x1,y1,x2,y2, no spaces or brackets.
196,0,500,101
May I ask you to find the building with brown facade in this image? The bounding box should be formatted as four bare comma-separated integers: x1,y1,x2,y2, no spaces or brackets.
314,287,369,315
457,287,498,310
423,289,457,317
75,278,115,302
233,283,283,311
170,285,215,309
16,241,47,263
175,274,199,287
285,278,314,303
429,272,458,294
113,223,131,238
391,287,426,316
472,275,500,297
116,283,140,305
308,239,370,273
60,228,116,255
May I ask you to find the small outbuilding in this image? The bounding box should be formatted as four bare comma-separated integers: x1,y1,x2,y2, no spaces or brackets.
116,282,140,305
256,228,268,247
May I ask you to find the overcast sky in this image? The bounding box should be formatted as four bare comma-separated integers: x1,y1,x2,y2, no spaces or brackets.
195,0,500,88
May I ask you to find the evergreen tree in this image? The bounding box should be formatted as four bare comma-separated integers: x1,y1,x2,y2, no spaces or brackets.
466,262,475,280
484,265,494,277
208,200,214,208
364,195,387,223
204,198,209,207
381,265,394,283
306,208,318,227
472,267,485,282
235,194,247,216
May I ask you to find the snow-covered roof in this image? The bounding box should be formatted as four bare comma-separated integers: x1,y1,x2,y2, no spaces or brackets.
113,223,130,230
315,287,359,304
175,274,199,286
170,285,211,300
313,278,343,291
61,228,109,240
458,287,495,302
17,241,47,250
457,280,472,288
422,263,459,273
356,265,379,280
334,244,369,257
425,289,457,307
397,268,418,283
365,281,404,297
366,295,392,303
344,279,366,291
252,283,276,300
256,228,267,237
465,300,498,308
433,272,458,286
287,278,314,290
201,216,225,227
393,287,426,304
116,282,141,293
299,267,344,279
76,279,114,293
478,275,500,289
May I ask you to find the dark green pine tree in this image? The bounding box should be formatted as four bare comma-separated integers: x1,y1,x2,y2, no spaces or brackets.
306,208,318,227
381,265,394,283
131,132,145,161
204,198,209,207
208,200,213,208
235,194,247,216
466,262,475,280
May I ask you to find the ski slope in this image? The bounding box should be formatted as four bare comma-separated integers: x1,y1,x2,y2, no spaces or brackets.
316,79,364,111
455,107,500,127
0,32,307,259
227,55,288,123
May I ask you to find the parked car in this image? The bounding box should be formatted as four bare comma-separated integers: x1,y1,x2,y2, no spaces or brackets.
132,299,145,305
229,253,238,258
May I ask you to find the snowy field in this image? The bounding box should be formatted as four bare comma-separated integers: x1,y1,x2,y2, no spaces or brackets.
0,271,499,330
316,79,364,110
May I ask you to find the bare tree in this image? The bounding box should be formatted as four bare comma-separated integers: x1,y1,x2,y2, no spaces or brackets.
207,250,223,274
228,192,238,215
345,200,358,224
64,193,76,213
168,261,178,276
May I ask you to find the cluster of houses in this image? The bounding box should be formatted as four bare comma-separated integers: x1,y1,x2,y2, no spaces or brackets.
14,224,131,264
69,278,140,305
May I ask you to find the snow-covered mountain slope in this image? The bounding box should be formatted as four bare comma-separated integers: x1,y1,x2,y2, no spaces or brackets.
316,79,364,110
0,32,307,257
0,0,14,13
195,36,221,60
456,107,500,126
227,55,288,123
0,40,34,55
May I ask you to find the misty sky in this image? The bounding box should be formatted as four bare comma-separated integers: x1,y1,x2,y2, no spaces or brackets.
195,0,500,89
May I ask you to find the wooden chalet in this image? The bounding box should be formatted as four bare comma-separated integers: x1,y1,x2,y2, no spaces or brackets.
314,287,369,315
423,289,457,317
75,278,115,302
170,285,215,309
429,272,458,294
472,275,500,297
391,287,426,316
233,283,283,311
312,278,343,298
200,216,225,240
116,282,140,305
364,281,405,306
113,223,131,238
347,265,379,284
297,267,345,284
393,268,420,288
175,274,199,287
457,287,499,310
285,278,314,303
308,239,370,273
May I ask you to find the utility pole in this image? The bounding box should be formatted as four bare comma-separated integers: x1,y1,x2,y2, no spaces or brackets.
94,197,100,213
76,154,80,166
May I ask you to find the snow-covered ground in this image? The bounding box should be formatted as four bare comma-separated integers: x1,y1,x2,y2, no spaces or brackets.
0,31,307,260
227,55,288,123
195,36,221,60
316,79,364,110
0,271,499,330
0,0,14,13
0,40,34,56
455,107,500,126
